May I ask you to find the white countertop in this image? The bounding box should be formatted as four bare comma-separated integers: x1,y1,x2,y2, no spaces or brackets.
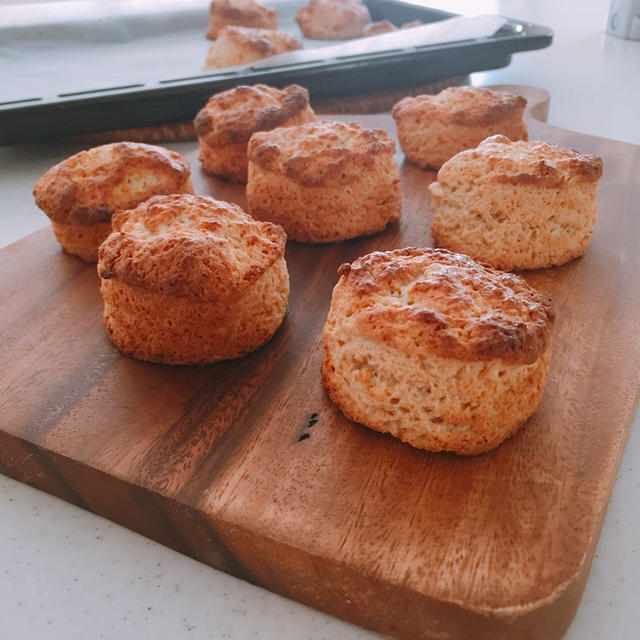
1,1,639,638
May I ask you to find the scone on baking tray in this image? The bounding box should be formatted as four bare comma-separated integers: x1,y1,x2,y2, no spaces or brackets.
296,0,371,39
203,25,302,69
321,247,555,455
206,0,277,40
392,86,528,170
246,120,401,243
32,142,193,262
363,20,396,36
363,19,422,36
429,135,604,271
97,194,289,365
194,84,316,182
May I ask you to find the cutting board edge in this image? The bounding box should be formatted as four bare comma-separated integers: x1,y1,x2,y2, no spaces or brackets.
0,425,603,640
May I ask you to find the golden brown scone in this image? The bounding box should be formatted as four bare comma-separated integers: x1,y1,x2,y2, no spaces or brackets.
429,135,603,271
392,86,528,170
97,194,289,365
246,120,401,243
206,0,277,40
203,26,302,69
322,247,555,455
363,20,397,36
194,84,316,182
33,142,193,261
296,0,371,39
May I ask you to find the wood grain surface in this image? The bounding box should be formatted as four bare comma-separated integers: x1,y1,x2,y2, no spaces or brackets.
1,87,639,639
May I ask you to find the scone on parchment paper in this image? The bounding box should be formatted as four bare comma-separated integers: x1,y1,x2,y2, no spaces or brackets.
203,25,302,69
322,247,555,455
97,195,289,365
206,0,277,40
33,142,193,262
194,84,316,182
246,120,401,243
392,86,528,170
363,19,422,36
296,0,371,39
362,20,396,36
429,135,604,271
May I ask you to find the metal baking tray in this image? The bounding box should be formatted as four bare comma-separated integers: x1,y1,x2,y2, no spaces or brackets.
0,0,552,144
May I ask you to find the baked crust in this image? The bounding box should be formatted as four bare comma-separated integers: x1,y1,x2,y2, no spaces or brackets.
194,84,313,147
392,87,528,128
321,246,554,454
436,135,604,188
392,87,530,170
428,136,603,270
206,0,277,40
203,26,302,69
33,142,192,226
98,194,286,302
332,247,554,364
363,20,397,36
50,221,113,262
247,120,396,187
101,257,288,365
296,0,371,39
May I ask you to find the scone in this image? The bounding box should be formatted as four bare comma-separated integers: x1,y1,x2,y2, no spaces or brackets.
429,135,604,270
322,247,555,455
392,86,528,170
33,142,193,261
206,0,277,40
97,194,289,365
246,120,401,243
363,20,396,36
296,0,371,39
194,84,316,182
363,19,422,35
203,26,302,69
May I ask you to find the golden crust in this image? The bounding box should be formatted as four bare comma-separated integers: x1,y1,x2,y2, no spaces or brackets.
437,135,603,188
203,26,301,69
33,142,192,226
97,194,286,302
206,0,277,39
101,257,288,365
194,84,313,147
247,120,396,187
392,87,528,128
50,221,113,262
296,0,371,39
332,247,554,364
363,20,397,36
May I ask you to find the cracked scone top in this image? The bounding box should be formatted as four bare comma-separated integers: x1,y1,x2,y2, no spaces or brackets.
429,135,603,270
246,120,401,242
296,0,371,39
392,86,528,169
98,194,289,364
33,142,193,261
248,119,394,185
194,84,316,182
206,0,277,40
322,247,555,455
434,135,603,187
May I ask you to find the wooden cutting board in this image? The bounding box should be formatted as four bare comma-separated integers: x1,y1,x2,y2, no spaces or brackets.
1,87,639,640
